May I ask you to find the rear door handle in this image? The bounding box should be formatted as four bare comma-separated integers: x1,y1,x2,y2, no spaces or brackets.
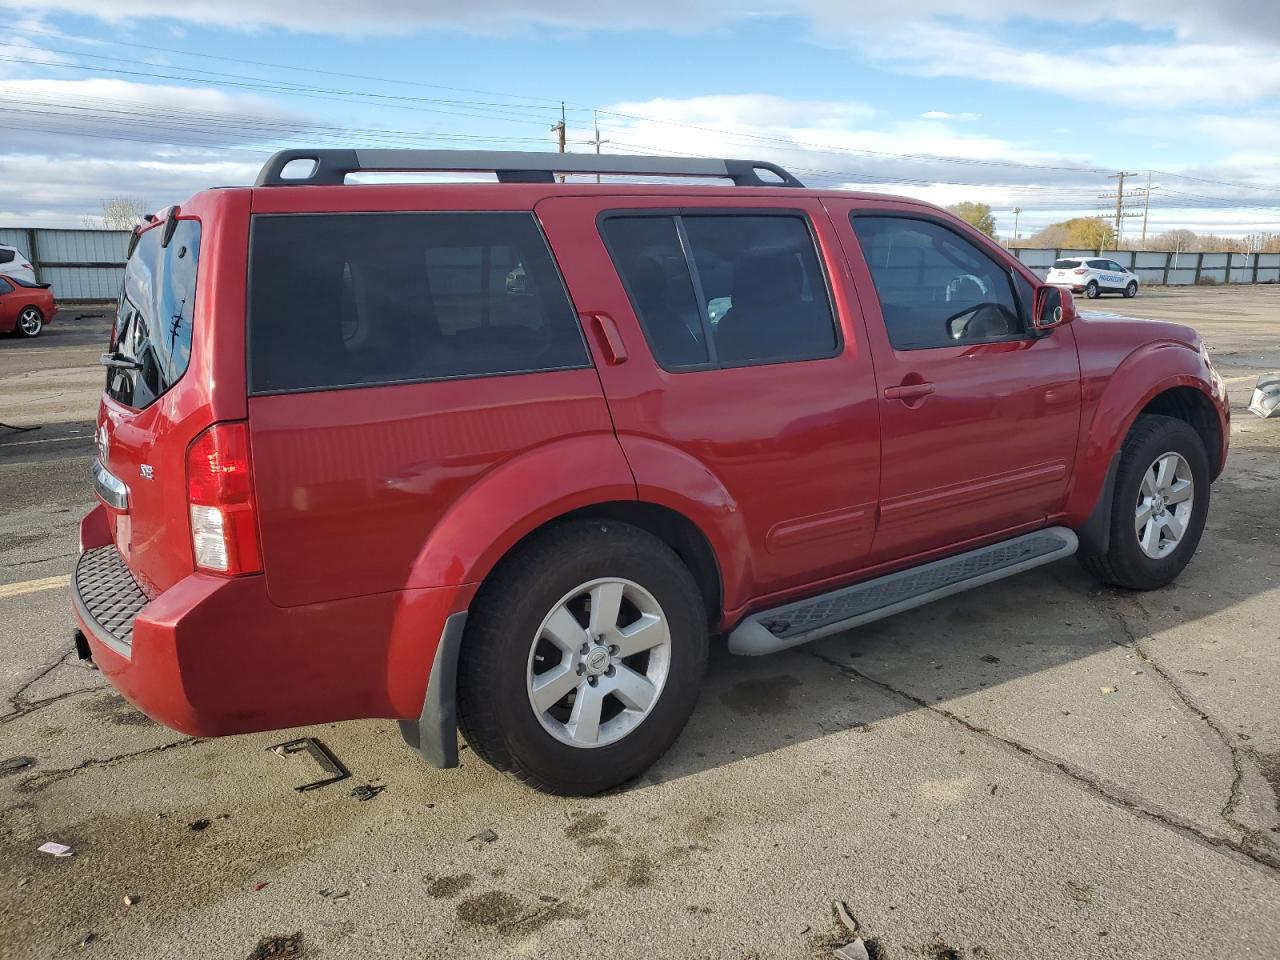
883,381,935,400
590,313,627,365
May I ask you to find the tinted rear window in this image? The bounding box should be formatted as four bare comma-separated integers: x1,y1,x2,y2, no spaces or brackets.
0,248,14,264
248,213,588,394
1053,259,1081,269
105,220,200,409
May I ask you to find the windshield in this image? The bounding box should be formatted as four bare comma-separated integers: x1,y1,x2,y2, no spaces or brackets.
105,220,200,409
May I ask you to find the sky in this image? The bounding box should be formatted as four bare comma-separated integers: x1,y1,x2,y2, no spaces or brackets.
0,1,1278,240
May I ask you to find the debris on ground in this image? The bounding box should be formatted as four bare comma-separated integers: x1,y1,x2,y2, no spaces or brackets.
189,818,212,831
834,900,859,935
1248,373,1280,418
468,828,499,843
253,882,269,892
834,939,871,960
1100,686,1117,694
245,932,303,960
319,888,349,901
266,737,349,791
122,894,139,907
350,783,385,801
37,841,73,857
76,932,96,949
0,756,34,776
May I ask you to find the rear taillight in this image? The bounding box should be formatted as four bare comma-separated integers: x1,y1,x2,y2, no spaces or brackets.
20,262,33,271
186,422,262,576
1072,268,1087,275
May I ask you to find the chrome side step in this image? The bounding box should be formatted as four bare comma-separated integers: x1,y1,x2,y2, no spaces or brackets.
727,527,1078,656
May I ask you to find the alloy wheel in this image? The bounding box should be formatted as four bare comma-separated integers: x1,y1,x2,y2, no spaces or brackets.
17,307,41,336
526,577,671,749
1135,451,1195,559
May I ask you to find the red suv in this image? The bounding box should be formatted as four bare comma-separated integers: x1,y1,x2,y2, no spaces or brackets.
72,150,1229,795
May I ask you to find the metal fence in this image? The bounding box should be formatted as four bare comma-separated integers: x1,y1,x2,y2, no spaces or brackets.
1012,248,1280,285
0,227,129,303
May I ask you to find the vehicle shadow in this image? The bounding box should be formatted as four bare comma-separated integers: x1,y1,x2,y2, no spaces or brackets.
637,449,1280,838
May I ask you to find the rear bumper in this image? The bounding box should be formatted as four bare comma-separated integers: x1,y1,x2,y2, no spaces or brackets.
72,504,468,738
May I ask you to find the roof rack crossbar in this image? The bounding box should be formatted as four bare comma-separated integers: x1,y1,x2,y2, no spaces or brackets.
254,149,805,188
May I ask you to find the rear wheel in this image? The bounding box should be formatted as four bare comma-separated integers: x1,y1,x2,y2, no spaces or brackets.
1085,281,1100,299
15,306,42,337
1125,281,1138,298
1079,415,1210,590
457,520,708,795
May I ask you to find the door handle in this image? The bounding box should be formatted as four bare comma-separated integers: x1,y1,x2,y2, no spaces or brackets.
883,381,935,400
590,313,627,365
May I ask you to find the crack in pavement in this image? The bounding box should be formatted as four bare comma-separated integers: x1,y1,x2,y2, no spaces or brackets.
1102,595,1249,832
802,648,1280,876
0,650,101,725
0,551,75,570
8,737,203,796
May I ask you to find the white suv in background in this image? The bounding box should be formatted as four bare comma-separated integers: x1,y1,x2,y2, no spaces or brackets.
0,243,37,283
1046,257,1139,299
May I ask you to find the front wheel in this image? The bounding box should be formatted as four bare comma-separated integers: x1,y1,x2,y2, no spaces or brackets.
1125,281,1138,298
15,306,43,337
457,520,708,795
1079,414,1210,590
1085,281,1100,299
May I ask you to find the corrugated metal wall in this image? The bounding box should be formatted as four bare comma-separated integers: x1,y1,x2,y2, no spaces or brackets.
0,227,129,302
1014,247,1280,285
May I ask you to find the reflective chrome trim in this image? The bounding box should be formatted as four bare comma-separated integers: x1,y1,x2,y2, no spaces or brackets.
92,458,129,510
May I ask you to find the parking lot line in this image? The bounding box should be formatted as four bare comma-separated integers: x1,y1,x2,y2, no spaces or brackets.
0,575,69,599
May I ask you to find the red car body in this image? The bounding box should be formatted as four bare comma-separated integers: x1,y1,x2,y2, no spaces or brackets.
0,276,56,335
73,168,1229,758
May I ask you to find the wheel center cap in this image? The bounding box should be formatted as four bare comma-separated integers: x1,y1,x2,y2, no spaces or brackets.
1152,494,1165,512
584,646,610,676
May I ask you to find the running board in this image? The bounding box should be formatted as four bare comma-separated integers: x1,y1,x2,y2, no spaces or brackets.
727,527,1078,656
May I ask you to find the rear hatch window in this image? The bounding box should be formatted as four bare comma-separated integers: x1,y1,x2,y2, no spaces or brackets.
1052,259,1081,269
105,221,201,409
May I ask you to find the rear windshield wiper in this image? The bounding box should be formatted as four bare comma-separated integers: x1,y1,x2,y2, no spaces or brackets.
100,352,141,371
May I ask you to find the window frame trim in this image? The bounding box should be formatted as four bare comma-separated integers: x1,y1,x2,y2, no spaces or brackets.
244,210,594,398
596,206,844,374
848,210,1033,352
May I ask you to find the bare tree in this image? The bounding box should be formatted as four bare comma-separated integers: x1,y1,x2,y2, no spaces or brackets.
84,197,151,230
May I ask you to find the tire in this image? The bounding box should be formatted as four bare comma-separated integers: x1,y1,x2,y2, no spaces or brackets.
1125,281,1138,298
457,520,708,795
15,306,43,338
1085,281,1100,300
1078,414,1210,590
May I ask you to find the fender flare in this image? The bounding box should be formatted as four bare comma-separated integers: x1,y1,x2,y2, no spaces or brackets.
1064,340,1218,532
387,432,635,766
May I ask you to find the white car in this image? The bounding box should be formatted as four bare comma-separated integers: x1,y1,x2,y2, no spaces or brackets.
1046,257,1139,299
0,243,37,283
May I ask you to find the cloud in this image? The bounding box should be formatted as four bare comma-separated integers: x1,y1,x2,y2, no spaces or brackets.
0,77,311,222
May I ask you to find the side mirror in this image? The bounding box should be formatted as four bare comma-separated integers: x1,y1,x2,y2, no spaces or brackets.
1032,285,1072,334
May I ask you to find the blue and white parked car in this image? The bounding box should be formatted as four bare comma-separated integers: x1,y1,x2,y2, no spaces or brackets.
1046,257,1139,299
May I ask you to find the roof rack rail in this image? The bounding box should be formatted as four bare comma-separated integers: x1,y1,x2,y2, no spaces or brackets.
254,149,805,189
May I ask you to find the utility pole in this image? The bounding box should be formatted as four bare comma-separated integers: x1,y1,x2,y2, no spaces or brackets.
550,102,566,183
585,111,610,184
1011,207,1022,247
1100,171,1142,251
1140,171,1155,246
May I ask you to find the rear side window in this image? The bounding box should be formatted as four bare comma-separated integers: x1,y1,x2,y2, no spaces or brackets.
601,212,838,369
0,278,12,293
1053,259,1080,269
1087,259,1110,269
850,215,1023,350
106,220,201,409
248,213,587,394
0,248,14,264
